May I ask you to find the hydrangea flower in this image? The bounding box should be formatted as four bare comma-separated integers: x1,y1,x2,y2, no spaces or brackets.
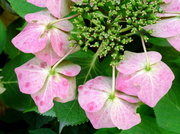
116,51,175,107
15,57,81,113
27,0,79,18
78,76,141,130
12,10,75,65
144,0,180,51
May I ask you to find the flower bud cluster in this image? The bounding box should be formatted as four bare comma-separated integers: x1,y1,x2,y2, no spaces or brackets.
72,0,162,64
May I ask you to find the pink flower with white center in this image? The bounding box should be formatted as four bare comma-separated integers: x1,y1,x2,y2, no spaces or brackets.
116,51,175,107
78,76,141,130
15,57,81,113
144,0,180,51
12,10,75,65
27,0,80,18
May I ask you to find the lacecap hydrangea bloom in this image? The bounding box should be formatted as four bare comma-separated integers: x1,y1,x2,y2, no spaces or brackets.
78,76,141,130
15,57,81,113
116,51,175,107
12,10,76,65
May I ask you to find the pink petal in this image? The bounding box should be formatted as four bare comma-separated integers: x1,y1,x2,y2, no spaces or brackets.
25,10,54,24
54,20,73,32
116,51,162,74
55,60,81,76
86,100,116,129
116,73,141,96
50,29,71,57
27,0,46,7
117,62,174,107
55,77,76,103
161,0,180,12
144,18,180,38
78,77,111,113
15,58,50,94
110,98,141,130
12,24,47,53
162,0,172,3
115,92,140,103
35,42,61,66
31,74,70,113
137,61,174,107
44,0,73,18
167,34,180,51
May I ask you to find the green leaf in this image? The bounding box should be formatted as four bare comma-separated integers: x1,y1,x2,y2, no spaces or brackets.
8,0,44,18
29,128,57,134
4,18,25,59
148,37,171,47
66,50,108,85
23,112,54,129
154,83,180,133
121,116,163,134
94,128,120,134
0,21,6,54
0,53,35,111
53,100,88,133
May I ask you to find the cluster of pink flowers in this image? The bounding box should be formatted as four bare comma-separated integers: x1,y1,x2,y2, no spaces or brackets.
78,51,174,129
12,0,175,130
144,0,180,51
13,0,81,113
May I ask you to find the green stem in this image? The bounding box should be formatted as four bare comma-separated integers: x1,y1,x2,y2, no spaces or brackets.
51,44,78,71
111,66,116,94
1,81,18,84
48,14,79,26
140,34,151,70
83,43,103,84
119,27,132,33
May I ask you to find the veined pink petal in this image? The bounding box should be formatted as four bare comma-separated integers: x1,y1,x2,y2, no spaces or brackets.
78,86,108,113
116,73,141,96
15,58,50,94
27,0,46,7
161,0,180,12
31,74,70,113
117,61,174,107
167,34,180,51
25,10,54,24
55,77,76,103
86,100,116,129
44,0,73,18
115,92,140,103
144,18,180,38
50,29,71,57
78,77,111,113
116,51,162,74
55,60,81,76
137,61,174,107
12,24,47,53
110,98,140,130
35,42,61,66
54,20,73,32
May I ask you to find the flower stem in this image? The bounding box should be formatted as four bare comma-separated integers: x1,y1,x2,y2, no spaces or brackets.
49,14,79,26
140,34,151,70
111,65,116,94
51,44,78,71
